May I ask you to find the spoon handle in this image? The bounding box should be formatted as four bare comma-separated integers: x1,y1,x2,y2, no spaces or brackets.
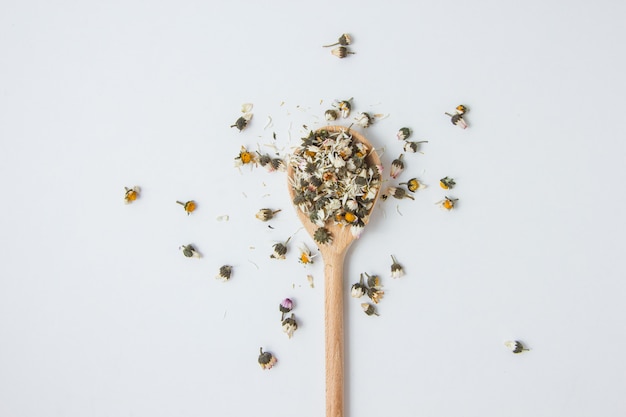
325,251,345,417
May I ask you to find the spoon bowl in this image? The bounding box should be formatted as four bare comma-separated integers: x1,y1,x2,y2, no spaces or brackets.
287,126,381,417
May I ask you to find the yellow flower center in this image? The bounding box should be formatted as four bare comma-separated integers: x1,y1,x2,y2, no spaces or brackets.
240,152,252,164
439,181,448,189
185,201,196,212
443,200,453,210
300,252,310,264
344,212,357,223
126,190,137,201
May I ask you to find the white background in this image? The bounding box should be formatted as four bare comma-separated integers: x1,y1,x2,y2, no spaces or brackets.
1,1,625,416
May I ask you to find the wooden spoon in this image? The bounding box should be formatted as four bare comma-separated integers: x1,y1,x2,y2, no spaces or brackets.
287,126,382,417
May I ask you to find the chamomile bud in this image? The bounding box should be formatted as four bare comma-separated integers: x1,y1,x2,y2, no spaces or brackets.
390,255,404,278
403,140,428,153
361,303,379,316
335,98,352,118
258,347,277,370
439,176,456,189
279,298,294,318
504,340,529,354
400,178,425,192
325,109,338,121
390,154,405,179
437,196,458,211
270,242,288,260
231,112,253,131
351,274,367,298
216,265,232,282
282,313,298,339
124,186,140,204
176,200,196,215
330,46,355,59
397,127,411,141
314,227,333,245
355,112,373,128
383,186,414,201
445,105,468,129
255,208,281,222
323,33,352,47
180,244,201,258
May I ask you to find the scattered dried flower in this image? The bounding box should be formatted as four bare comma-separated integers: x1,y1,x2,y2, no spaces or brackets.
176,200,196,215
180,244,201,258
331,46,355,59
361,303,379,316
504,340,529,354
364,272,382,289
400,178,425,192
333,99,353,118
382,186,414,201
439,176,456,189
282,313,298,339
124,186,140,204
397,127,411,141
307,274,315,288
437,196,458,211
216,265,232,281
354,112,373,128
390,154,405,179
258,347,277,370
367,287,385,304
234,146,258,167
403,140,428,153
323,33,352,47
351,274,367,298
241,103,253,113
270,240,289,260
280,298,294,320
445,105,468,129
255,208,281,222
390,255,404,278
231,112,253,131
325,109,338,121
298,244,316,266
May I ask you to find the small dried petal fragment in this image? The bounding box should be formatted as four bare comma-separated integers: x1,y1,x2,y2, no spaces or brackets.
124,186,140,204
258,347,277,370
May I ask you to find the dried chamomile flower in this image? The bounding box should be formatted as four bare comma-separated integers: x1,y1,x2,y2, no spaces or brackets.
333,98,353,118
390,255,404,278
382,186,414,201
313,227,333,245
282,313,298,339
361,303,379,316
255,208,281,222
258,347,277,370
216,265,232,281
390,154,405,179
323,33,352,47
445,105,469,129
364,272,382,289
258,153,285,172
400,178,425,192
234,146,258,167
270,240,289,260
124,186,140,204
397,127,412,141
367,287,385,304
231,112,253,131
298,244,316,266
504,340,529,354
437,196,458,211
439,176,456,189
176,200,196,215
403,140,428,153
354,112,373,128
325,109,338,121
351,274,367,298
331,46,355,59
180,244,201,258
279,298,293,320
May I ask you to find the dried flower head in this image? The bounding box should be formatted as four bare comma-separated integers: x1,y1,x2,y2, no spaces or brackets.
331,46,355,59
504,340,529,354
180,244,200,258
333,99,353,118
355,112,373,128
361,303,379,316
298,244,315,266
400,178,425,192
325,109,338,121
364,272,382,289
313,227,333,245
323,33,352,47
367,287,385,304
390,155,405,179
216,265,232,281
231,112,253,131
270,241,289,260
282,313,298,339
279,298,294,319
382,186,414,201
397,127,411,141
234,146,258,167
176,200,196,215
403,140,428,153
351,274,367,298
438,196,458,211
439,176,456,190
390,255,404,278
445,105,468,129
124,186,140,204
255,208,281,222
258,347,277,370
